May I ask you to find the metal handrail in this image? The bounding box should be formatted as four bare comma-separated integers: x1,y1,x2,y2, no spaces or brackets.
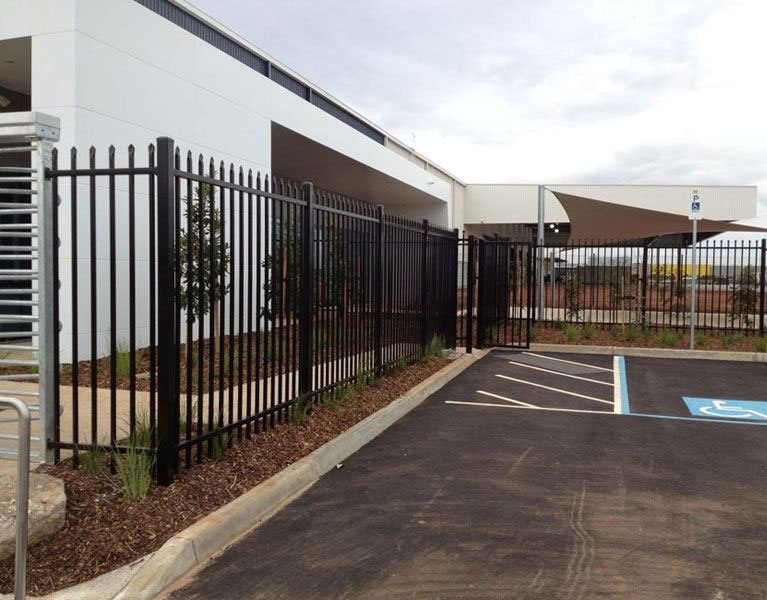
0,396,31,600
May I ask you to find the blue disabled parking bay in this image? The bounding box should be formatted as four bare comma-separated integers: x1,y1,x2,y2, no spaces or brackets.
683,397,767,421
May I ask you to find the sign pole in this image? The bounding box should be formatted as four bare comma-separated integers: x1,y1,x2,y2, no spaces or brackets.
537,185,545,320
689,191,701,350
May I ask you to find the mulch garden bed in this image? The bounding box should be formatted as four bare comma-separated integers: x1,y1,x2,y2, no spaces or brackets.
1,327,382,395
0,355,451,596
533,324,767,353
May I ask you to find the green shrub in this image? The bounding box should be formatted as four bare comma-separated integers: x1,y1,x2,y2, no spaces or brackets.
324,384,354,411
658,328,679,347
420,334,445,363
564,325,578,343
609,324,621,339
553,320,564,331
624,324,639,343
581,323,596,340
291,394,312,424
353,362,369,392
695,332,706,348
756,337,767,353
132,410,153,447
721,334,743,350
178,400,199,437
115,338,133,378
113,443,155,500
385,357,407,376
211,426,228,461
77,441,103,474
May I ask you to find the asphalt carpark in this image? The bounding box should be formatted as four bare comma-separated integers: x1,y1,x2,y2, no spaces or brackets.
167,351,767,599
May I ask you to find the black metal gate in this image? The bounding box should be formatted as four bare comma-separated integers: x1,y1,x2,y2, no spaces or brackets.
476,239,533,349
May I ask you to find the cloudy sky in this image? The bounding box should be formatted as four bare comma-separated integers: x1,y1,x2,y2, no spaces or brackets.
195,0,767,215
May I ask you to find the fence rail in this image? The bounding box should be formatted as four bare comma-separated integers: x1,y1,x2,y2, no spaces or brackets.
455,237,767,351
533,240,767,335
45,137,457,484
19,133,767,484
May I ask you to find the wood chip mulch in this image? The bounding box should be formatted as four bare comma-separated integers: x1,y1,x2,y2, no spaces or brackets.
0,355,451,596
534,325,766,352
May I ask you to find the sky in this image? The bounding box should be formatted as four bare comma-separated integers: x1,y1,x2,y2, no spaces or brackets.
194,0,767,216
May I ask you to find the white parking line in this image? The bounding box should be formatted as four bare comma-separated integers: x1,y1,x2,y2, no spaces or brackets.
446,400,614,415
495,374,613,405
522,352,613,373
507,360,614,387
612,356,621,414
477,390,539,408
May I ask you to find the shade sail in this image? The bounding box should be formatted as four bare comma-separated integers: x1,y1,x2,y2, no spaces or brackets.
552,191,767,242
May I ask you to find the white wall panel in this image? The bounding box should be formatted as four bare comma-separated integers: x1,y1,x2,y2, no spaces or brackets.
0,0,75,39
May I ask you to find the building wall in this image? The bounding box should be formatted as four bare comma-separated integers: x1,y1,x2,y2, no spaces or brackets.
465,184,758,226
1,0,455,361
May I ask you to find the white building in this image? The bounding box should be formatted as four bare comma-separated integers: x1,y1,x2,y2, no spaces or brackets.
1,0,758,236
0,0,760,360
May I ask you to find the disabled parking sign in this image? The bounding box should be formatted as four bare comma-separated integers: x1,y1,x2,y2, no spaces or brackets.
683,397,767,421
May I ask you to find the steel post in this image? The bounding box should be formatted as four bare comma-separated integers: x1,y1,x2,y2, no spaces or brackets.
299,182,315,397
760,238,766,336
156,137,178,486
374,205,383,374
465,235,476,353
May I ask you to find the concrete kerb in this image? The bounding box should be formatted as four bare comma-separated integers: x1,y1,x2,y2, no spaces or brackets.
529,343,767,363
113,351,484,600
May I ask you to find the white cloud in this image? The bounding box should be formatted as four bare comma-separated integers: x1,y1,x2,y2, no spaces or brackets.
193,0,767,214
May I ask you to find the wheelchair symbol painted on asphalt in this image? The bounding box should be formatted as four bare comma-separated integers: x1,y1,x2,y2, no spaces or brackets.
683,397,767,421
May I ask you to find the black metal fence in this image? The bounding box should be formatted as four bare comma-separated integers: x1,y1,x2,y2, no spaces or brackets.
46,140,767,484
531,240,767,335
455,236,533,350
456,237,767,351
47,137,457,484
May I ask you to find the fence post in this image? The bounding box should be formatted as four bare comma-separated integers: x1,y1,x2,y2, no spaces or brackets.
374,205,384,375
450,228,459,349
36,126,59,465
760,238,766,336
640,242,649,329
466,235,475,353
299,183,315,398
420,219,429,352
476,239,486,348
156,136,177,486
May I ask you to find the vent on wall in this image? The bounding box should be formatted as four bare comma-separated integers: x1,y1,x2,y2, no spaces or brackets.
133,0,385,145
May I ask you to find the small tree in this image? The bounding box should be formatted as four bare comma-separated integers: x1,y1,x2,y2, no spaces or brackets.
261,216,301,321
178,184,231,336
730,266,758,326
564,271,582,322
261,220,364,321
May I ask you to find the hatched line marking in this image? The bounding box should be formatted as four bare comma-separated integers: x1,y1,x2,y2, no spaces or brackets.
507,360,614,387
522,352,613,373
446,400,613,415
495,374,613,405
477,390,539,408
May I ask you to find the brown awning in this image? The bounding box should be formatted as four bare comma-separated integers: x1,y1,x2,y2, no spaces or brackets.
552,191,767,242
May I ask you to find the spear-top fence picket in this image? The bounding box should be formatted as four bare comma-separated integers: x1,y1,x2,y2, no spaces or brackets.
47,137,457,485
22,135,767,485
